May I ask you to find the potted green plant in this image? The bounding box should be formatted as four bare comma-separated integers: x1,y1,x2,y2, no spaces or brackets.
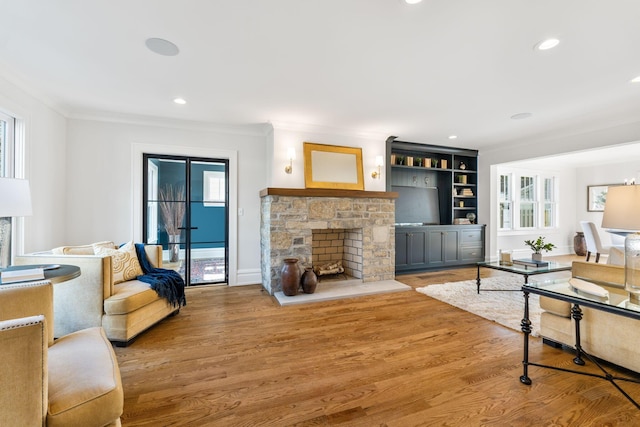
524,236,556,261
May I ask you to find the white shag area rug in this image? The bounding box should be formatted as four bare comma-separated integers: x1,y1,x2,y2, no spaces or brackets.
416,276,541,337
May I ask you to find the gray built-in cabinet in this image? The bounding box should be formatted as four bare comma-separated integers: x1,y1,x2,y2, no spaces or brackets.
387,137,486,272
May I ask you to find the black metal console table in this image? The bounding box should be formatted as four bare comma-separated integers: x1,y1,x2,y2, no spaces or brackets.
520,280,640,409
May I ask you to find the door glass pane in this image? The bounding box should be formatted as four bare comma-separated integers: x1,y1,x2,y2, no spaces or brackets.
189,160,228,284
146,158,186,277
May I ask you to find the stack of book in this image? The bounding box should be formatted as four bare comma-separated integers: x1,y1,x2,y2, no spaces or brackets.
0,267,45,284
460,188,474,196
513,258,549,268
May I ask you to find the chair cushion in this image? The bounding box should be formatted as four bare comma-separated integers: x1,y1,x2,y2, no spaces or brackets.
47,327,123,427
104,280,161,315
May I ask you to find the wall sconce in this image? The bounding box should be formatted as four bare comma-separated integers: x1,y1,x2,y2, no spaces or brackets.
371,156,384,179
284,147,296,174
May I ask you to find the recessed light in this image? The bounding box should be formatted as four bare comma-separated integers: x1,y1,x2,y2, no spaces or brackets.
404,0,423,4
534,38,560,51
448,135,458,140
631,75,640,83
511,112,533,120
173,98,187,105
145,38,180,56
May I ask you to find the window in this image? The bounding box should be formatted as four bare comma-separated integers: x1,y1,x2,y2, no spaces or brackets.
203,170,225,207
497,168,558,231
519,175,536,228
0,111,16,267
543,177,556,228
498,173,512,230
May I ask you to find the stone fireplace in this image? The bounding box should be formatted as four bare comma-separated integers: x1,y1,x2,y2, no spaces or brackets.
259,188,397,295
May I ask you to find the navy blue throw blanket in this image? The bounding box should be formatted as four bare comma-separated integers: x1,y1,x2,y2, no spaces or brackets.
135,243,186,308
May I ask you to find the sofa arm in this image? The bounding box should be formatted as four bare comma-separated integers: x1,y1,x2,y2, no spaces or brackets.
0,315,48,427
14,254,113,337
143,245,162,268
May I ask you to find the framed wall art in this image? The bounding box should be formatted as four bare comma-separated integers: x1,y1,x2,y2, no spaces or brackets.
303,142,364,190
587,184,617,212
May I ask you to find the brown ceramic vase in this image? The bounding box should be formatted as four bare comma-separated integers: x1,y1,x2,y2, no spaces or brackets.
281,258,300,296
301,267,318,294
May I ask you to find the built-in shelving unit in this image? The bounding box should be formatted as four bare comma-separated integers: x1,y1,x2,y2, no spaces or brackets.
386,136,485,272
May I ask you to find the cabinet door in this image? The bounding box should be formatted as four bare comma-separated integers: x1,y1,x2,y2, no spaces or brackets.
427,229,459,265
395,231,409,269
395,229,427,271
408,230,427,265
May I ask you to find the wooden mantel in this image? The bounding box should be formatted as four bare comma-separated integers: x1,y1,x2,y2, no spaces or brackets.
259,188,398,199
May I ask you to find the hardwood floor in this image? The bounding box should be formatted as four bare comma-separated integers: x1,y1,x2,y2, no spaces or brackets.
115,255,640,426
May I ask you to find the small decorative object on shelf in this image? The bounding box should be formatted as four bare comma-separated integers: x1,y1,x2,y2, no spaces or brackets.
441,159,448,169
499,249,513,266
466,212,476,224
459,162,467,170
524,236,556,262
431,158,438,168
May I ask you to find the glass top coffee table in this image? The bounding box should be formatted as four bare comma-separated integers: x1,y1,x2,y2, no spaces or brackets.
476,261,571,294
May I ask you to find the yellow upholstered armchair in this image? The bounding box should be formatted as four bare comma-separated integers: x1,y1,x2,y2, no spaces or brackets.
0,281,123,426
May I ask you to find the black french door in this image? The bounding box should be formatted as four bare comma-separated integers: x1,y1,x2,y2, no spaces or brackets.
142,154,229,286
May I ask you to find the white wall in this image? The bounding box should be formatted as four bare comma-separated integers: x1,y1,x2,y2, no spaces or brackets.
576,159,640,247
0,76,67,254
270,123,388,191
64,117,269,285
494,165,577,260
480,120,640,260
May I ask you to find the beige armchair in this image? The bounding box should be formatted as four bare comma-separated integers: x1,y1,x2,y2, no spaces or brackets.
0,280,123,426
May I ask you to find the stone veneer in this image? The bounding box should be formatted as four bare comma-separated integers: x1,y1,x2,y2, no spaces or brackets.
259,188,397,295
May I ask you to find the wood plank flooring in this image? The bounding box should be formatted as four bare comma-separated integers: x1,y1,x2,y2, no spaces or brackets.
115,255,640,426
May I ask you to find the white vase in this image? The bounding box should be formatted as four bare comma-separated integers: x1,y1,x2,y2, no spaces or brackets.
169,234,181,263
532,253,543,262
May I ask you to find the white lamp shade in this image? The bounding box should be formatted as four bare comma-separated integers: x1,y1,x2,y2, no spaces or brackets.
0,178,33,217
601,185,640,231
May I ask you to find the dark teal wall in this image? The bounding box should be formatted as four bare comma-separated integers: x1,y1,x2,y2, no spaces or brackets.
155,159,226,250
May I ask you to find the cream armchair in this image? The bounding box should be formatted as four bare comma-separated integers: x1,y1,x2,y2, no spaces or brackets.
0,281,123,426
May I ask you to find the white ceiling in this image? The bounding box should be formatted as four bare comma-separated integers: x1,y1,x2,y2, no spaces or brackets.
1,0,640,150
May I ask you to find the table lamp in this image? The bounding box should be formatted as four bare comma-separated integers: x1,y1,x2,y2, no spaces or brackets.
601,184,640,305
0,178,33,268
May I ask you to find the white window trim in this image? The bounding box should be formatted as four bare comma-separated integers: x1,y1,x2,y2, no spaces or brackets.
497,167,559,234
203,170,226,207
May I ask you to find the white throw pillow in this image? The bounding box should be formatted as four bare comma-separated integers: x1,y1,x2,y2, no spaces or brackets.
94,241,143,284
52,240,115,255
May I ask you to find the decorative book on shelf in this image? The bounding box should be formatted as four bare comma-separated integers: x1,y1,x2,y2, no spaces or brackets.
512,259,549,268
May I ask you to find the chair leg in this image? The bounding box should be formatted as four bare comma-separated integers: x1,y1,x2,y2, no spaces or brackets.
586,252,591,262
595,253,600,263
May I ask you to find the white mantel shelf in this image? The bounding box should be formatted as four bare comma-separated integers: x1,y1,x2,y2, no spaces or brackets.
259,188,398,199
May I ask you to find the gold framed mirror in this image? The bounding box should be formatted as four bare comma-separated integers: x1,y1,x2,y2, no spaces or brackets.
303,142,364,190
